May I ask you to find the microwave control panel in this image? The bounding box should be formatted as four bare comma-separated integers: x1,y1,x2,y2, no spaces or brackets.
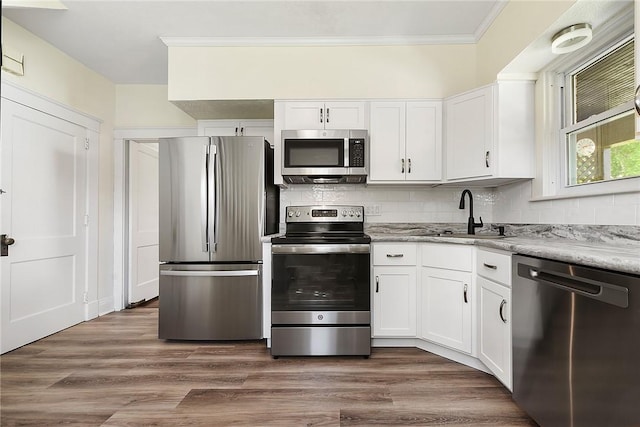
349,138,365,168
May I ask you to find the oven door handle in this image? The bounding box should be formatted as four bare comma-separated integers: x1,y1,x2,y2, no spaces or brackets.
271,244,370,254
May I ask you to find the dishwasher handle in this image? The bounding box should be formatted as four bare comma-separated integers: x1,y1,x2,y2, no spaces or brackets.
518,263,629,308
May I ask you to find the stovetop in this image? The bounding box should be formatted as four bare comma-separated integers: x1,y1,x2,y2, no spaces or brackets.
272,205,369,245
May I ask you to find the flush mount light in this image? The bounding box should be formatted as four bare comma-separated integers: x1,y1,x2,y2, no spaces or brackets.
551,23,593,54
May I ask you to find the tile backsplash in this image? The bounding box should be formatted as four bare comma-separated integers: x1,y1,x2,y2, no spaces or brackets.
493,181,640,226
280,181,640,226
281,185,495,224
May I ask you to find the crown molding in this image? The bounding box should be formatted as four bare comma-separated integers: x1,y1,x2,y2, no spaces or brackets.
160,34,477,48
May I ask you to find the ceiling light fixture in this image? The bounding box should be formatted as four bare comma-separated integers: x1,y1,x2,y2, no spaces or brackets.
551,23,592,55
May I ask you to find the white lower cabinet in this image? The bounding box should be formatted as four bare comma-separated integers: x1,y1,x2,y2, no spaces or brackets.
477,248,513,390
478,276,512,390
420,244,473,354
420,267,472,354
372,243,417,337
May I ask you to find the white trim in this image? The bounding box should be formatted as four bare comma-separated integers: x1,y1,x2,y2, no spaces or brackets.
113,127,197,312
371,338,491,374
0,81,102,132
98,297,114,317
160,34,477,47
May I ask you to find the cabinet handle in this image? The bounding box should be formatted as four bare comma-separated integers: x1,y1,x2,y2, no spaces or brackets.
483,263,497,270
376,276,379,293
320,108,323,123
401,158,405,173
240,127,244,135
485,151,490,168
386,254,404,258
326,108,330,123
499,299,507,323
463,284,468,303
408,158,411,173
235,127,239,135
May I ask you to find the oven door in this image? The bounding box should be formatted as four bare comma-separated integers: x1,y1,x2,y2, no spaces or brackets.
271,243,370,324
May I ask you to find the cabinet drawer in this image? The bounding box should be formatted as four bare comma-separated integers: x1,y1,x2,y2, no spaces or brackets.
373,243,417,266
421,244,472,272
476,248,512,286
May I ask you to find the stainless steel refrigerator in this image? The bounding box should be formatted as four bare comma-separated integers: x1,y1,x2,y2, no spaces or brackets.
158,136,278,340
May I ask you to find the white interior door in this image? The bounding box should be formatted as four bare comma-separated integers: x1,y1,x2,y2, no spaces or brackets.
128,141,159,305
1,98,87,354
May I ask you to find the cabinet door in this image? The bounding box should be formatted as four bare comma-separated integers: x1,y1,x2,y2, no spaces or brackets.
324,101,367,129
369,102,406,181
372,266,417,337
406,101,442,181
478,276,511,390
420,267,472,354
198,120,241,136
445,86,493,180
239,120,274,144
283,102,324,130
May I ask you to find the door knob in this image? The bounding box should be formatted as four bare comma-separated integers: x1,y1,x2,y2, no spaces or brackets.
1,234,15,257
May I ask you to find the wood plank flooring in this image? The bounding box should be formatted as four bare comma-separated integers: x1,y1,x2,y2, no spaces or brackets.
1,304,536,426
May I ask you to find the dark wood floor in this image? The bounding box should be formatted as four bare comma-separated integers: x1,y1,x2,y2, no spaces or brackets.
1,304,536,426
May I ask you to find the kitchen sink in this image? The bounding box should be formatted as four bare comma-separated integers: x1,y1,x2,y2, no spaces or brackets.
436,233,507,239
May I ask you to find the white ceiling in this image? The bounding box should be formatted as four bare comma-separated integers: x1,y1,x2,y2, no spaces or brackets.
2,0,505,84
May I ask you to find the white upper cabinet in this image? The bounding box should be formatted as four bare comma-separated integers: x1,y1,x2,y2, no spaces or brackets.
369,100,442,183
198,119,274,143
444,81,535,183
282,101,367,130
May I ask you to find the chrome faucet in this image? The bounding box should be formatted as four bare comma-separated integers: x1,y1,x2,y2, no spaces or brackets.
459,189,483,235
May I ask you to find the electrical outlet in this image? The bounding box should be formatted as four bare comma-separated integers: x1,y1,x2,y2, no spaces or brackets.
365,205,381,216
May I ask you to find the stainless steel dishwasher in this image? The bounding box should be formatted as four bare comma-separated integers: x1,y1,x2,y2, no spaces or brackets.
512,255,640,427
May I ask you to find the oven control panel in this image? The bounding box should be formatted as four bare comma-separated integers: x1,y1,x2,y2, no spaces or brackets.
285,205,364,223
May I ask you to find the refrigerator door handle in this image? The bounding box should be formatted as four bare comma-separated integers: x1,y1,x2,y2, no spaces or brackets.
209,142,218,253
160,269,259,277
200,145,209,252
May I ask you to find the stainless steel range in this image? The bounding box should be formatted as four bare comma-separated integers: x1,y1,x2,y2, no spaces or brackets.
270,205,371,357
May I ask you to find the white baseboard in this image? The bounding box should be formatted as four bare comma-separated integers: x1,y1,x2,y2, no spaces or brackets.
372,337,490,374
85,300,100,321
98,297,115,316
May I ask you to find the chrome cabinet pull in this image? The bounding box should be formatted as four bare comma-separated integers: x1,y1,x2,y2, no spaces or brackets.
386,254,404,258
401,158,405,173
499,299,507,323
240,127,244,135
326,108,330,123
235,127,239,135
485,151,490,168
408,158,411,173
376,276,379,293
320,108,323,123
483,263,498,270
463,284,468,303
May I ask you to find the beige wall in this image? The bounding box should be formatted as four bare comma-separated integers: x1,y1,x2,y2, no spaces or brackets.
476,0,576,85
168,44,477,101
115,84,196,128
1,17,116,308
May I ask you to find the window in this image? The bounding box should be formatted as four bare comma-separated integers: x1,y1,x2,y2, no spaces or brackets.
561,37,639,187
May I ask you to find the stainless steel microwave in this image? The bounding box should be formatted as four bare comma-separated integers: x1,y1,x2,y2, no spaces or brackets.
281,129,368,184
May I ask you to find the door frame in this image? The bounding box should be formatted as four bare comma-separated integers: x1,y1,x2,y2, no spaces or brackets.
1,80,100,321
113,127,196,311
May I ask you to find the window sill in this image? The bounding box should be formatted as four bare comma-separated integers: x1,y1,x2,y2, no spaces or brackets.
531,176,640,202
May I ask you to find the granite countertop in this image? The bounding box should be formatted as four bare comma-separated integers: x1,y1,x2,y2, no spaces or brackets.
366,223,640,275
